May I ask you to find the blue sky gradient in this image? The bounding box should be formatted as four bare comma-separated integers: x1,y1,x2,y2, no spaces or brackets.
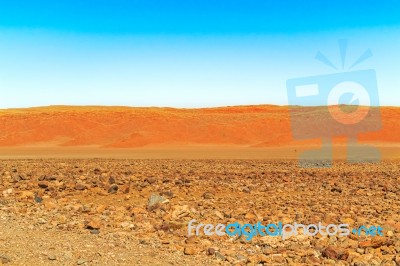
0,1,399,107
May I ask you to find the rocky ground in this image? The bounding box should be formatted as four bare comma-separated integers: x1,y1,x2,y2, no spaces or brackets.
0,159,399,265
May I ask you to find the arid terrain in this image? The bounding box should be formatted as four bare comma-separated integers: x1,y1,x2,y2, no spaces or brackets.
0,105,399,265
0,159,399,265
0,105,399,149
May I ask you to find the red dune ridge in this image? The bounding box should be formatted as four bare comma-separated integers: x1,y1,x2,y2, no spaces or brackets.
0,105,399,148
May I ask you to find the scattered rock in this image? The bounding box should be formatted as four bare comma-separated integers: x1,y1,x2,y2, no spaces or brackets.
76,259,87,265
120,184,130,194
352,254,374,266
322,246,349,260
206,248,216,256
38,181,49,189
85,218,101,230
90,229,100,235
2,188,13,197
74,183,87,190
0,159,398,265
331,186,342,193
215,252,226,261
107,184,118,194
184,246,198,255
145,177,157,184
242,187,251,193
0,254,11,264
18,191,34,200
147,194,166,211
34,195,43,203
214,210,224,219
160,191,174,198
108,176,116,184
359,237,391,248
202,192,214,199
171,205,190,220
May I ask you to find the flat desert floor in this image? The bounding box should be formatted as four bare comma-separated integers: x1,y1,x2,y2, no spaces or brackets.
0,158,399,265
0,144,398,159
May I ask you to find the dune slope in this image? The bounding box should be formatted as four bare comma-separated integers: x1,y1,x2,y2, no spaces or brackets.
0,105,398,148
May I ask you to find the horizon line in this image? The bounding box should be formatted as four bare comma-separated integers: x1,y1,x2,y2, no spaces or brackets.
0,104,397,111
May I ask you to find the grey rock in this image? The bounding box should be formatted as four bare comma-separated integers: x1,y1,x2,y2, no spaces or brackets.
147,194,166,211
77,259,87,265
215,252,226,261
0,254,11,264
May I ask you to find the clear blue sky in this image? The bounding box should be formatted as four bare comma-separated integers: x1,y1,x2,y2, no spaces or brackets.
0,0,399,107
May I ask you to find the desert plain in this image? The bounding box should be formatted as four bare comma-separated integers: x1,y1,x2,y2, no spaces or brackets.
0,105,399,265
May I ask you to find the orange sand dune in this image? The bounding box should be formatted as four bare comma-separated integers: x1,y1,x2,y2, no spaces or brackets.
0,105,399,148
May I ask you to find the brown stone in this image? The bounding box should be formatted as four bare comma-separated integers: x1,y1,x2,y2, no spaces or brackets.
202,192,214,199
322,246,349,260
74,183,87,190
120,184,130,194
38,181,49,188
206,248,216,256
95,205,107,214
85,218,101,230
145,177,156,184
184,246,198,255
359,237,390,248
108,184,118,194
